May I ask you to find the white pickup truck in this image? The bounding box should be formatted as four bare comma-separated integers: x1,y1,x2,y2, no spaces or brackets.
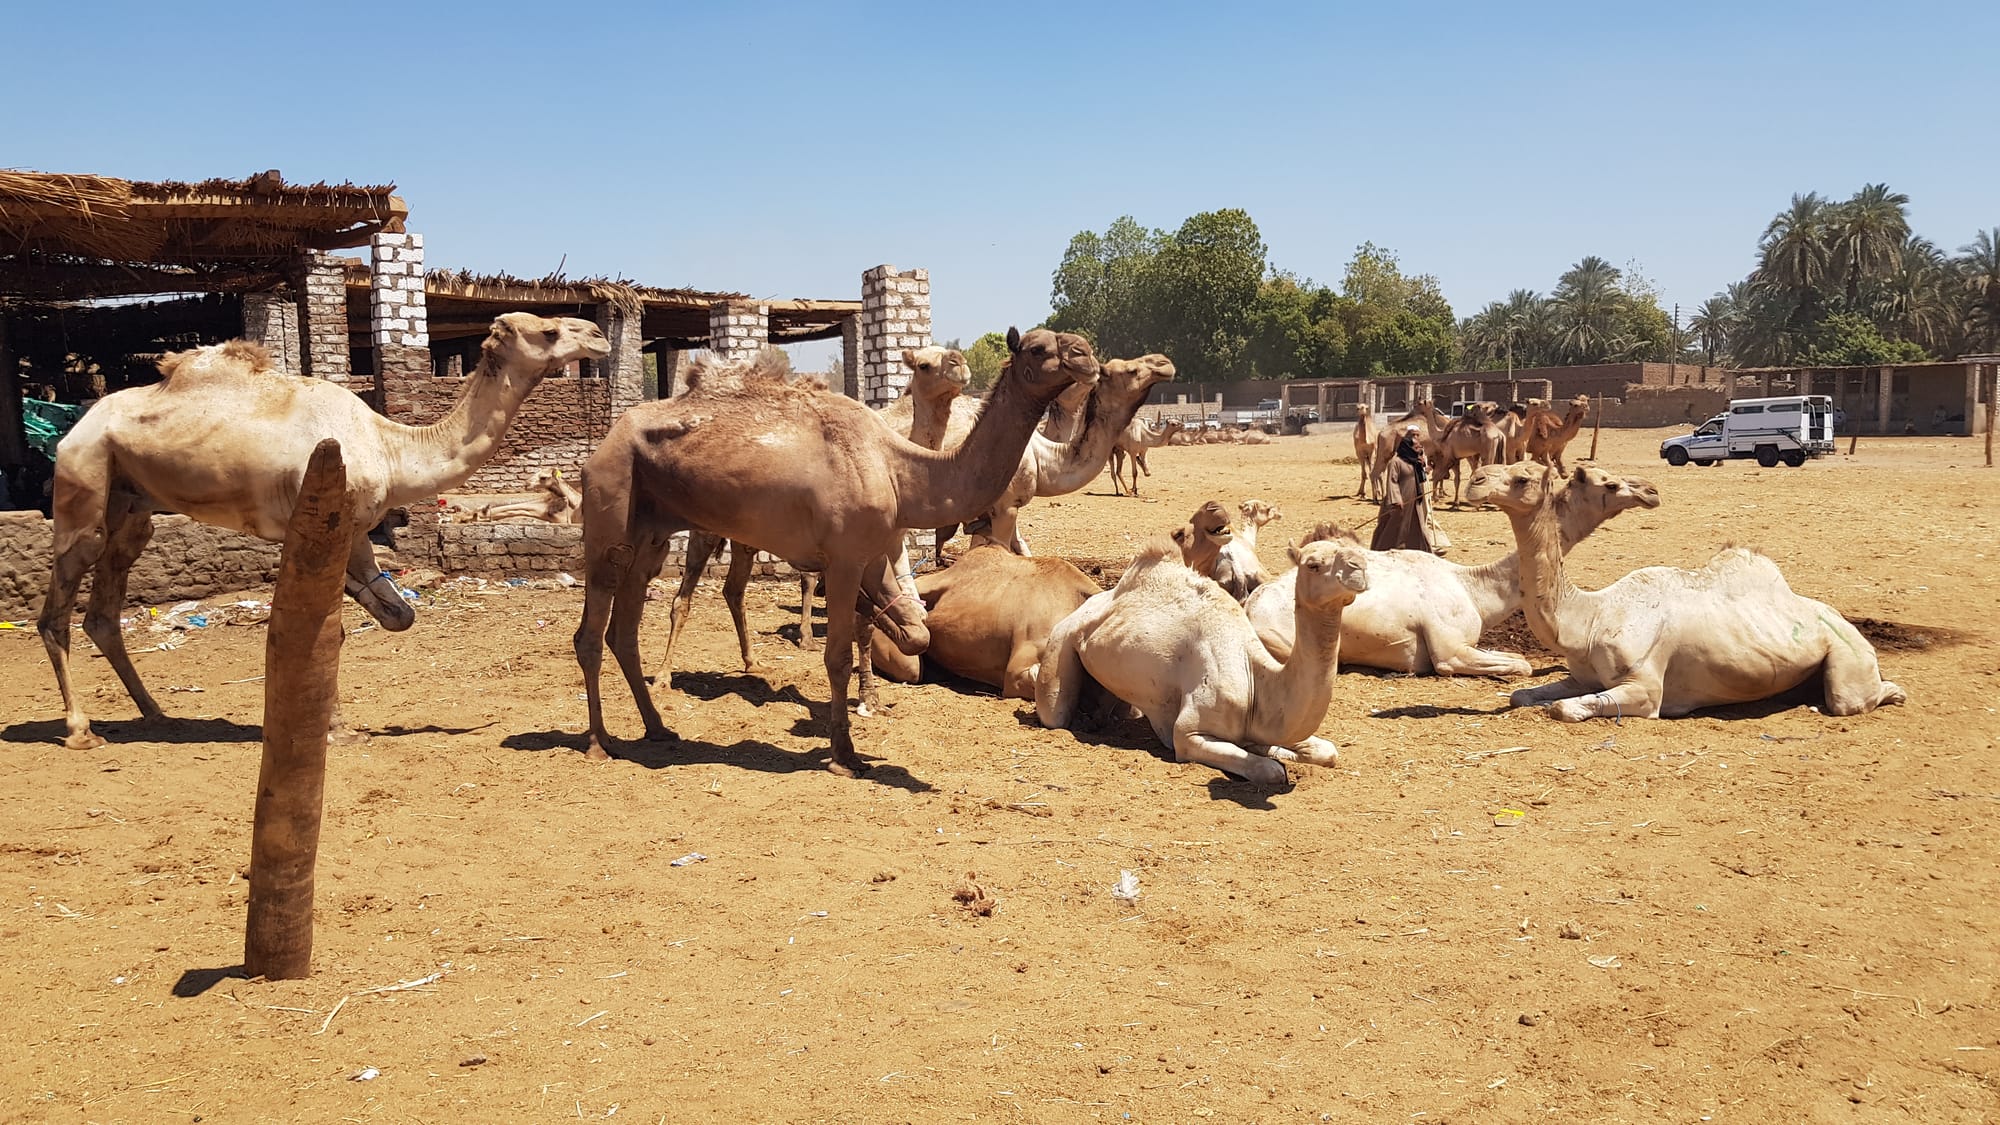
1659,394,1836,468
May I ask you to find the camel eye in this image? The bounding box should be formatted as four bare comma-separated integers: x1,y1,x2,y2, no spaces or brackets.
543,330,559,342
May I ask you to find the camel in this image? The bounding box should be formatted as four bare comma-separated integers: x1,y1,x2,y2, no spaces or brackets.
1431,404,1506,506
575,327,1099,774
1245,465,1660,676
1371,401,1439,488
1493,403,1532,463
981,354,1176,555
1352,401,1382,499
1167,428,1196,447
1206,498,1280,602
1525,395,1591,474
40,313,608,750
1240,428,1273,446
868,530,1102,699
1170,500,1235,575
1108,418,1182,496
1035,538,1370,786
1467,462,1906,720
663,347,966,677
1037,379,1093,443
446,469,583,524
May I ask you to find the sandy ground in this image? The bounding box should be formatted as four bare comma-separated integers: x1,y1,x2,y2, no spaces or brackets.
3,426,1997,1123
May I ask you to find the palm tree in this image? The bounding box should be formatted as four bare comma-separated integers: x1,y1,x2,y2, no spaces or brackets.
1759,193,1833,296
1875,235,1951,355
1552,262,1622,364
1688,294,1736,365
1958,228,2000,353
1828,183,1911,307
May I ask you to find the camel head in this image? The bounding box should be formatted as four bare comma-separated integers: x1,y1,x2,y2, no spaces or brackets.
1172,500,1234,571
1102,354,1177,396
1005,327,1099,404
1565,395,1591,421
903,346,969,400
1288,520,1363,560
1294,542,1370,609
481,312,611,381
1466,461,1560,514
1237,499,1281,529
1561,465,1660,527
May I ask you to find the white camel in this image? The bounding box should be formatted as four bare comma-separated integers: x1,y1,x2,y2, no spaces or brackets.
1206,498,1280,602
1109,417,1183,496
1245,466,1659,676
1466,462,1907,720
1036,539,1369,786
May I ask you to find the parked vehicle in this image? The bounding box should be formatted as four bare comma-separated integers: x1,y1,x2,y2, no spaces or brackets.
1658,394,1835,468
1215,398,1284,432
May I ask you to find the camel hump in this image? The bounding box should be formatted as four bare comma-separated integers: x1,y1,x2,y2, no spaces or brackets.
156,339,276,384
1126,537,1183,571
684,348,798,395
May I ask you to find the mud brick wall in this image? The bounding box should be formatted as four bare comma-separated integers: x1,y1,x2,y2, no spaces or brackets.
1597,385,1730,427
0,512,280,621
408,523,794,582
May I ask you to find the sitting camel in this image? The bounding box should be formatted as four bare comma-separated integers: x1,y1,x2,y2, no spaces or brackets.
1036,538,1370,786
1171,500,1235,574
41,313,608,750
1245,465,1660,676
868,525,1102,699
1467,463,1906,719
576,328,1099,774
1109,418,1182,496
1206,498,1281,602
664,347,966,676
980,354,1176,555
447,469,584,524
1525,396,1591,474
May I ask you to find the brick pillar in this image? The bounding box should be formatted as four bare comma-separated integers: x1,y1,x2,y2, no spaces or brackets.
1876,365,1893,434
658,350,687,399
370,232,430,420
297,252,350,383
242,293,301,375
859,265,931,408
840,315,861,401
708,301,769,360
597,304,645,414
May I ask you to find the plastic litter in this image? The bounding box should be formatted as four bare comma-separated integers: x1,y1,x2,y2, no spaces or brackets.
669,852,708,867
350,1067,381,1081
186,614,208,628
1111,870,1141,903
557,572,578,588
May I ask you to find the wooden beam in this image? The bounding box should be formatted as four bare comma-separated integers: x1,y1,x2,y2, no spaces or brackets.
0,259,283,299
242,438,351,981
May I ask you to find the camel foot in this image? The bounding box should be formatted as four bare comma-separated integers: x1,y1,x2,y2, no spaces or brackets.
1546,699,1596,723
584,737,615,762
826,756,870,778
742,660,766,675
855,701,875,718
1236,757,1290,788
329,726,372,746
641,723,673,743
64,728,106,751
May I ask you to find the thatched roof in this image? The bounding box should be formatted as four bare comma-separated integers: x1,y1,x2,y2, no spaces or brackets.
0,169,406,298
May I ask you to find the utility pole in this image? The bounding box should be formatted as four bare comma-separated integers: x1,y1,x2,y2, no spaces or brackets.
1669,303,1680,385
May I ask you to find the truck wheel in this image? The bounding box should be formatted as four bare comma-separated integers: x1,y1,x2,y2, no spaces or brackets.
1755,446,1779,468
1782,450,1806,467
1696,459,1719,466
1665,447,1690,466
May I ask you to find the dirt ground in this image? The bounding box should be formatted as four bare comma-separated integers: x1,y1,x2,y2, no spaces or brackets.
3,425,1997,1123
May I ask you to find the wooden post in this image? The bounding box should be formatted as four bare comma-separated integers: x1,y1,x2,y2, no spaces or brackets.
1985,364,1996,468
1588,394,1602,461
243,439,351,980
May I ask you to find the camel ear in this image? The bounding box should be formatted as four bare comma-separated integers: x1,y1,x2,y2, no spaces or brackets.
1286,540,1301,563
489,316,517,339
1006,326,1021,353
902,348,920,369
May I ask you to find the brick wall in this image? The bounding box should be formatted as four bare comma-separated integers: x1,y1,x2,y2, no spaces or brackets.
1595,384,1730,427
393,372,617,493
399,522,795,583
859,266,931,407
242,293,301,376
0,512,281,621
298,251,351,383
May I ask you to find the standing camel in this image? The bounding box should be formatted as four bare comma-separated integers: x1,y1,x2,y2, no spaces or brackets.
1526,395,1591,474
40,313,608,750
1352,401,1382,499
1109,417,1182,496
574,328,1099,774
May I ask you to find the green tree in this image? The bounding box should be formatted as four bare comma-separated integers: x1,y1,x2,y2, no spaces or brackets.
1146,209,1268,382
1801,312,1928,366
962,331,1010,391
1829,182,1911,306
1957,228,2000,353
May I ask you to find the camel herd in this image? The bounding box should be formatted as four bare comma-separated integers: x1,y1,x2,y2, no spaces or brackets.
34,313,1906,785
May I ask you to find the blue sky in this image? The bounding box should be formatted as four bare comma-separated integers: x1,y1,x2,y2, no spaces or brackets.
6,1,1996,362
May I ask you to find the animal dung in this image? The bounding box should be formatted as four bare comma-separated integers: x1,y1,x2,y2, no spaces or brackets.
953,872,996,916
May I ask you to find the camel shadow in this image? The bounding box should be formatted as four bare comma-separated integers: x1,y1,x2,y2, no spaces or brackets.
1011,709,1290,806
1369,703,1514,720
0,715,263,747
360,721,497,739
172,965,247,998
665,671,810,709
500,728,934,793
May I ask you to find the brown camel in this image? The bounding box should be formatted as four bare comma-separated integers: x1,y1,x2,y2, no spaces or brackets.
1430,404,1505,506
1493,403,1532,463
40,313,608,750
1351,401,1382,499
868,530,1102,700
662,347,965,678
1108,418,1182,496
574,328,1099,774
1525,395,1591,473
981,354,1176,555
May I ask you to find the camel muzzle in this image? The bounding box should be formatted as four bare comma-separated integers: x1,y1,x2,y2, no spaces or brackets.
347,572,417,632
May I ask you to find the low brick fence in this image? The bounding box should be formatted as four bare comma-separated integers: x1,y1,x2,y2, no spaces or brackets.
0,512,281,622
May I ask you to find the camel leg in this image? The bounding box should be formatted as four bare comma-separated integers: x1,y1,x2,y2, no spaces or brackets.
720,544,759,673
1546,680,1660,723
576,541,635,761
1279,735,1339,766
1033,608,1097,729
1109,451,1126,496
818,559,867,777
1172,722,1289,787
854,609,878,717
1816,611,1909,714
1509,675,1594,709
796,573,819,652
868,627,921,684
343,534,414,632
1001,636,1043,701
660,532,718,687
82,502,164,725
39,487,113,750
1426,631,1534,679
987,506,1031,557
607,537,672,745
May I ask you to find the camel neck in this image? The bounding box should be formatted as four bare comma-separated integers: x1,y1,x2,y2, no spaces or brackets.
886,370,1060,528
1509,497,1577,652
1458,553,1523,630
384,357,539,503
908,392,956,450
1031,385,1145,495
1256,597,1346,746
